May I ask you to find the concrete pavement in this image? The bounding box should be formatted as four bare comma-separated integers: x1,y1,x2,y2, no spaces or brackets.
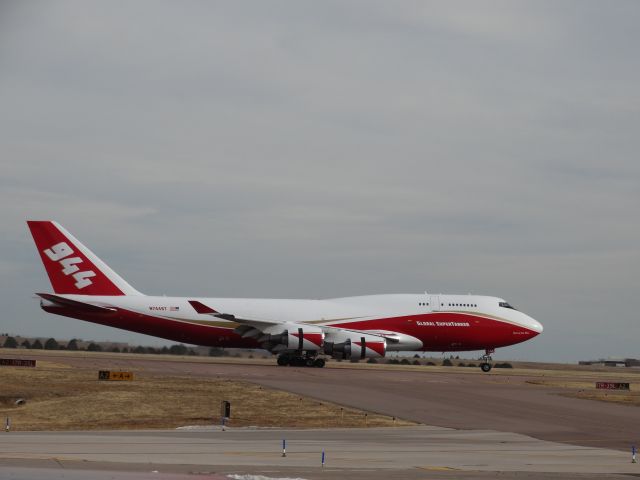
1,426,639,479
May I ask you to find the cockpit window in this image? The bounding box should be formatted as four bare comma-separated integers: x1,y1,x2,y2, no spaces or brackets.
499,301,517,310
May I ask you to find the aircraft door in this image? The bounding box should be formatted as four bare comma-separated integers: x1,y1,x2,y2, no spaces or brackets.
430,295,440,311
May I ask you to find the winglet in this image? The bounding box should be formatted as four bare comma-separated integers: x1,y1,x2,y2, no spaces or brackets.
188,300,219,315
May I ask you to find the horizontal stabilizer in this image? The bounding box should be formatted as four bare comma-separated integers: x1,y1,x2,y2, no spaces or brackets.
36,293,117,313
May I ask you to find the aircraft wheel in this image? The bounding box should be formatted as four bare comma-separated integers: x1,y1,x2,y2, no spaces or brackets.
292,356,306,367
277,355,289,366
480,362,492,373
313,358,326,368
305,358,315,367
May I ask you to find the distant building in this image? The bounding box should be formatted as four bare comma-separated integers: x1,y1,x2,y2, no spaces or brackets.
579,358,638,368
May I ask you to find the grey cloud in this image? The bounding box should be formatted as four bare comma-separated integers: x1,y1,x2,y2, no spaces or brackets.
1,1,639,361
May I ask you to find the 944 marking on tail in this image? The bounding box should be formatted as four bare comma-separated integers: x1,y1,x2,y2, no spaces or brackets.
44,241,96,289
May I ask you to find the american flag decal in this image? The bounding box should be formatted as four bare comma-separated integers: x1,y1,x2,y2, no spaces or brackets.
170,306,179,311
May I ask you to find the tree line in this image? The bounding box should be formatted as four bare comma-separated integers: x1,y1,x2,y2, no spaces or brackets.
1,336,210,356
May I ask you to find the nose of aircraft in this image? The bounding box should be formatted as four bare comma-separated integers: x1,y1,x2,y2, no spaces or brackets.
528,315,544,334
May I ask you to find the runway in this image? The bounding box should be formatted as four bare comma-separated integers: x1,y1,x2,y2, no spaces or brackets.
1,426,638,479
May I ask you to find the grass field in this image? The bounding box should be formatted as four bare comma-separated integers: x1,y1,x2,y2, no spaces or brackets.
0,360,413,431
525,378,640,406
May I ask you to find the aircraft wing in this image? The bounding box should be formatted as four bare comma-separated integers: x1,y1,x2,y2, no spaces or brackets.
188,299,392,336
188,300,281,329
188,300,398,354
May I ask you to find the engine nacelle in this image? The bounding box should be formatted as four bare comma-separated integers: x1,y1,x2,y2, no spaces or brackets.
324,333,386,360
259,324,325,352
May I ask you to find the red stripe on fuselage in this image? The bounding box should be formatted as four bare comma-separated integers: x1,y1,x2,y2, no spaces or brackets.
330,312,539,351
42,305,537,352
41,305,258,348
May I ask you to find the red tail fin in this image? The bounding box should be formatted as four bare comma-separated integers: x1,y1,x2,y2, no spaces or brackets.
27,221,141,296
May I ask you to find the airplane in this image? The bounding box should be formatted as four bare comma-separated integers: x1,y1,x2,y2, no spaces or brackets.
27,221,543,372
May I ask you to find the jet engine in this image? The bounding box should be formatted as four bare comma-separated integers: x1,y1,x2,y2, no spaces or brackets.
257,324,325,352
324,333,386,360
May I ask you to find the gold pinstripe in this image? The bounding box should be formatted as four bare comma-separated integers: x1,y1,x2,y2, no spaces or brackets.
163,311,529,331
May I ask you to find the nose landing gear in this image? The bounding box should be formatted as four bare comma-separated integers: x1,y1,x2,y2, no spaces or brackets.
480,348,494,372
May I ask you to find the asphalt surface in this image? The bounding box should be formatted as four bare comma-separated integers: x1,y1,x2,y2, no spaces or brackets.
1,427,638,479
18,353,639,451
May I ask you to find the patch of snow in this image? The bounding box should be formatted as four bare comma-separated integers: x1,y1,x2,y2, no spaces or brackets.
227,476,308,480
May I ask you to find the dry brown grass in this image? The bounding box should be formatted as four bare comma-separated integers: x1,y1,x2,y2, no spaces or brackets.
562,390,640,406
526,378,640,406
0,361,413,431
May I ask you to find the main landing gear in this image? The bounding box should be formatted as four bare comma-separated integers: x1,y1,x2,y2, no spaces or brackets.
277,352,326,368
480,348,494,372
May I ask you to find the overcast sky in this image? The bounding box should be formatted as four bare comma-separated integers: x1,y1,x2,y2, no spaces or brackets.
1,1,639,362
